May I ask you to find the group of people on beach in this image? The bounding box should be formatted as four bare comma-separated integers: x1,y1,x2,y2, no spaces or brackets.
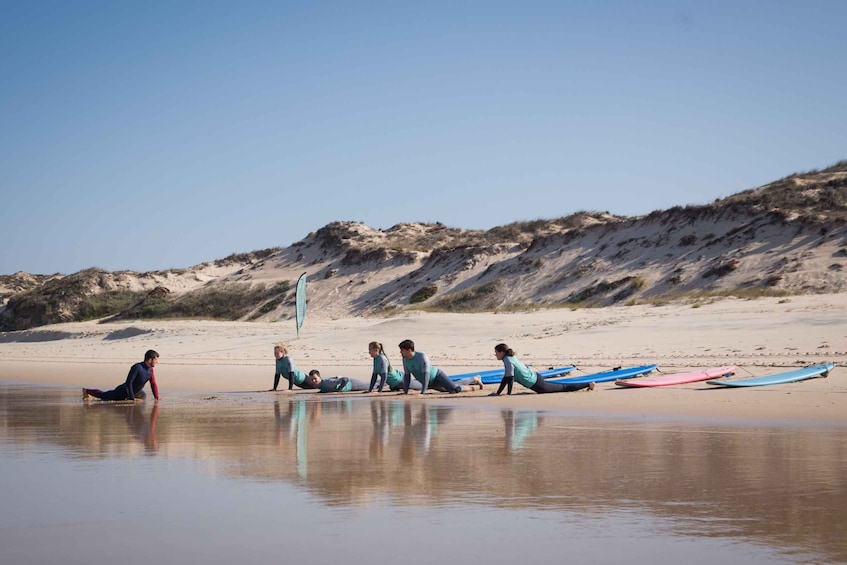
273,339,594,396
277,340,487,395
82,340,594,403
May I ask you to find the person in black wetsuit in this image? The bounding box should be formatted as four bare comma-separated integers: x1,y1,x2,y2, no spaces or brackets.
83,350,160,402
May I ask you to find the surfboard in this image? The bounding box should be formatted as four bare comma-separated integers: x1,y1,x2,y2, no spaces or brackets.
615,365,737,387
537,366,577,379
547,364,658,385
706,363,834,387
448,368,503,381
450,366,576,385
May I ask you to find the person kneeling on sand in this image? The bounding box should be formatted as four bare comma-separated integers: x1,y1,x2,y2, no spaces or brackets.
491,343,594,395
307,370,371,393
83,349,160,402
398,339,484,395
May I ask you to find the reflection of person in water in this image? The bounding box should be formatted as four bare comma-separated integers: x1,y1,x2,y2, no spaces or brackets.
83,349,160,402
492,343,594,395
126,402,159,452
369,399,407,459
307,370,371,393
274,398,322,445
400,403,453,460
502,409,540,452
367,341,422,392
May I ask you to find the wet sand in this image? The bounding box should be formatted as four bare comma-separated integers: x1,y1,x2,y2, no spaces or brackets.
1,385,846,564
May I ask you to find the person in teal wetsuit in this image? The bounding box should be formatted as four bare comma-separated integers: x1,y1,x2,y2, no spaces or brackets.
367,341,422,392
307,370,371,393
398,339,484,394
271,342,316,391
492,343,594,395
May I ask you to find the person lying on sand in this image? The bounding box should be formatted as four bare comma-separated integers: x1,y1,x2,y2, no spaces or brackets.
398,339,485,394
307,370,371,393
491,343,594,395
367,341,422,392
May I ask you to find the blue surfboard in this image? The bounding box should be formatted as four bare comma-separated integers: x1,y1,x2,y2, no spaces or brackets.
547,364,659,385
450,366,576,385
448,368,503,382
706,363,835,387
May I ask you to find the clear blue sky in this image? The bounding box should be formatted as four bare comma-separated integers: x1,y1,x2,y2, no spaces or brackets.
2,1,845,275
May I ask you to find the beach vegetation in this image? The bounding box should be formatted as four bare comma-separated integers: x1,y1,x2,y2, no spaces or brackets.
114,283,275,321
702,258,739,278
566,276,645,306
409,285,438,304
632,287,796,307
430,280,502,312
409,280,503,312
214,248,280,267
76,290,147,322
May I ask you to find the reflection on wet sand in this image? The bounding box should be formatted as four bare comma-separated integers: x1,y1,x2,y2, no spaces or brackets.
502,409,540,452
2,384,846,563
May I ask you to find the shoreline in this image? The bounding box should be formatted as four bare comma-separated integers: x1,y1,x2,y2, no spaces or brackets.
1,294,845,424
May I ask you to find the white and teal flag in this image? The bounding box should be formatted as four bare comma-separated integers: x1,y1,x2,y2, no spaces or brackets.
295,272,307,337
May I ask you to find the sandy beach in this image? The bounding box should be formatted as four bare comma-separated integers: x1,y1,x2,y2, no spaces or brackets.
1,293,845,423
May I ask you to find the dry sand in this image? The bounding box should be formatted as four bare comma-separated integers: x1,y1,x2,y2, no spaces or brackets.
1,294,845,423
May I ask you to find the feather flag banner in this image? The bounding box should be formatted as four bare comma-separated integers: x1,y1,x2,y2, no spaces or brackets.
295,272,307,337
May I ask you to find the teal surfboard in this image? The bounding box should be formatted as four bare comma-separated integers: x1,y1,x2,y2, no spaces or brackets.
706,363,834,387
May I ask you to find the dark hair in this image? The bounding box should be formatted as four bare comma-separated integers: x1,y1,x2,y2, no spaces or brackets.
398,339,415,351
144,350,159,361
308,369,321,377
494,343,515,357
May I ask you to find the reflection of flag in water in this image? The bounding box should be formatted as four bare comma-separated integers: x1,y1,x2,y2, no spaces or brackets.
292,398,308,479
295,272,307,337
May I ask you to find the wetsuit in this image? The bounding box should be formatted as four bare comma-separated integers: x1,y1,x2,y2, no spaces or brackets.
87,362,159,401
495,355,589,395
370,353,422,392
274,355,315,390
402,351,465,394
317,377,371,393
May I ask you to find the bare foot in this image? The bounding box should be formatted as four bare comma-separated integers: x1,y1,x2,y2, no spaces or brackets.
588,382,596,392
473,376,484,390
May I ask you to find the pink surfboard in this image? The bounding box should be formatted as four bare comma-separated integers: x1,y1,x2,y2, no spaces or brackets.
615,366,737,387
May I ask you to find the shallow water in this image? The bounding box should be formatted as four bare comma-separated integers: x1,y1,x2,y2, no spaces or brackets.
1,384,846,564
